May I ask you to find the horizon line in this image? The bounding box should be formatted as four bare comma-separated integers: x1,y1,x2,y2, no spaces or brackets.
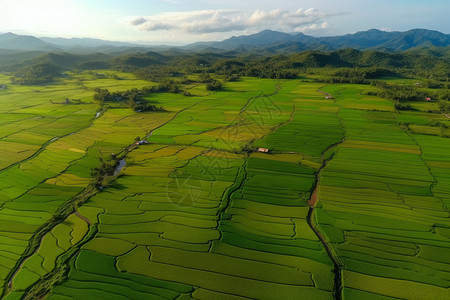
0,27,448,47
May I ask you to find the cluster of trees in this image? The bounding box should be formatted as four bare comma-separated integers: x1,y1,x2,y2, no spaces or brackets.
134,66,185,82
394,101,416,111
12,63,60,85
210,57,297,79
416,80,450,89
93,78,200,111
368,81,450,101
93,87,164,112
134,65,225,91
328,67,396,78
151,80,186,94
243,67,297,79
368,82,430,101
90,156,127,189
90,157,118,178
313,76,370,84
198,74,222,91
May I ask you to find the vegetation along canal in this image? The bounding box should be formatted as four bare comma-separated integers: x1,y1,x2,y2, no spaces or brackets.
306,88,345,300
307,141,344,300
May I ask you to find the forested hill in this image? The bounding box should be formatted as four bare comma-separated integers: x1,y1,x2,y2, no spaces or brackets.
3,47,449,80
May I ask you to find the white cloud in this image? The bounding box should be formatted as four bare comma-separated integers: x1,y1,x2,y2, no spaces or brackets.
381,27,394,32
126,8,336,35
248,9,283,25
295,22,330,34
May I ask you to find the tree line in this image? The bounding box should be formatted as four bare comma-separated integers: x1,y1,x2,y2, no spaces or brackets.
93,86,165,112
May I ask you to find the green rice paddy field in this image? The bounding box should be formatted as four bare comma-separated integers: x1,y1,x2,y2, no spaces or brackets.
0,72,448,299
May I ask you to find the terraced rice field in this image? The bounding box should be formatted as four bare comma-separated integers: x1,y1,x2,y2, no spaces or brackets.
0,71,166,298
36,79,341,299
0,74,449,299
316,85,450,299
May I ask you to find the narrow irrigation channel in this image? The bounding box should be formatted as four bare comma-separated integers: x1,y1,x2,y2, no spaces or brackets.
5,147,132,298
2,116,132,298
305,87,345,300
6,101,209,298
2,152,125,298
3,187,96,298
306,143,343,300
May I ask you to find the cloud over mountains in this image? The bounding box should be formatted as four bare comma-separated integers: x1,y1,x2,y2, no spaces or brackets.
127,8,336,34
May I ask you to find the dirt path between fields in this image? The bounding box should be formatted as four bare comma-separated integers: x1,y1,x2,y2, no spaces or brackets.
317,89,334,99
308,183,319,207
74,210,93,226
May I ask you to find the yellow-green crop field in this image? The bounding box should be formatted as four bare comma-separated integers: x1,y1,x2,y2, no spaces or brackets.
0,71,448,299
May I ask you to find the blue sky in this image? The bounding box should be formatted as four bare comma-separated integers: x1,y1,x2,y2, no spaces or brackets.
0,0,448,44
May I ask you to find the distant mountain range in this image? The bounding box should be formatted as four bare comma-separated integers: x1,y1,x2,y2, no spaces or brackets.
0,29,449,54
0,32,60,52
186,29,450,52
0,33,149,53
